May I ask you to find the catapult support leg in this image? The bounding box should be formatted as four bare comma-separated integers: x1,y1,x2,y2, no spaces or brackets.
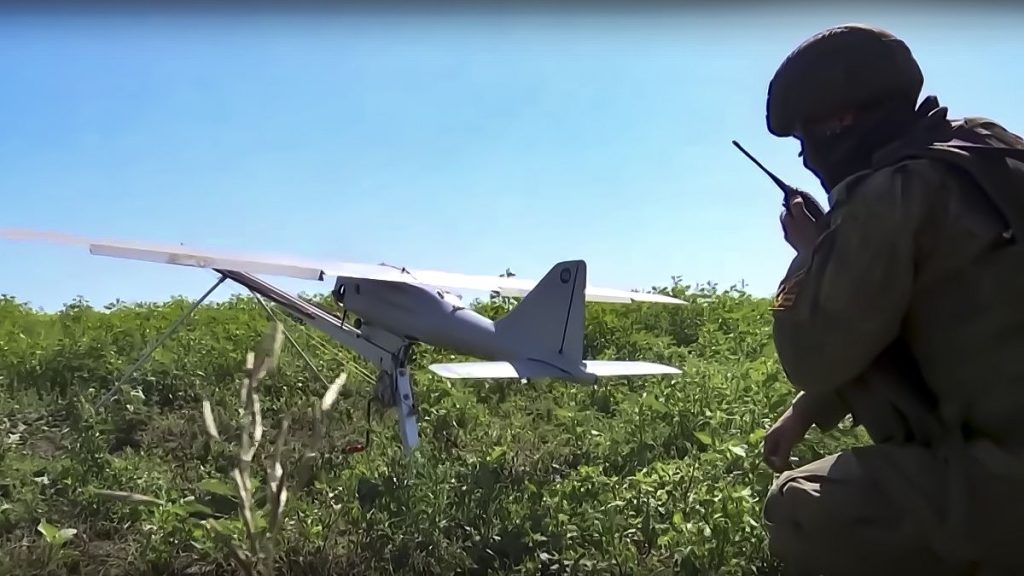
395,367,420,452
97,275,227,408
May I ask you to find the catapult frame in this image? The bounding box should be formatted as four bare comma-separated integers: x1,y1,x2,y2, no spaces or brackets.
104,270,423,452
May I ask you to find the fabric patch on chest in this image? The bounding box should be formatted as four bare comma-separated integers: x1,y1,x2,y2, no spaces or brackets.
771,268,806,311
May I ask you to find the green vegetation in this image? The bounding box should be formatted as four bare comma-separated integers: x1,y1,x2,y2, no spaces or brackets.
0,281,864,575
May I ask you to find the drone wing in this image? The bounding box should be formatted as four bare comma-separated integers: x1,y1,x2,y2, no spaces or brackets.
323,263,683,305
581,360,682,377
427,359,681,381
90,239,327,281
0,227,328,281
1,228,684,304
494,282,683,305
427,360,564,380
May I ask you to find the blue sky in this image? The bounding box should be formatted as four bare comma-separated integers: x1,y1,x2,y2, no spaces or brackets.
3,5,1023,311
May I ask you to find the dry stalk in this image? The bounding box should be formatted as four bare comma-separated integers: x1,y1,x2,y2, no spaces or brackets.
95,320,349,576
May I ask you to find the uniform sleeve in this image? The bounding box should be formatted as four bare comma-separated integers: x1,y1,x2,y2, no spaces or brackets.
770,161,931,395
791,390,850,432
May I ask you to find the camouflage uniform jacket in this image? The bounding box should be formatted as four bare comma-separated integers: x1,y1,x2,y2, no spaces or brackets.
775,98,1024,450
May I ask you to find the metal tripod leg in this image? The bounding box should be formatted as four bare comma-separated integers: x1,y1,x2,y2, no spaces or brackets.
96,275,227,408
394,367,419,451
374,363,420,452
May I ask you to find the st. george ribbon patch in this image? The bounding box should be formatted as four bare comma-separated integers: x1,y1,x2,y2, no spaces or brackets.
771,268,806,311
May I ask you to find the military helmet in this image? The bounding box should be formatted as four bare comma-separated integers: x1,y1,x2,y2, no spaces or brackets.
766,24,924,137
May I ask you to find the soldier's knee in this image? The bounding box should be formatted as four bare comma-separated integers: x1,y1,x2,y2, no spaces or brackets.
761,460,934,576
763,472,807,559
764,466,810,521
763,454,847,535
765,472,867,575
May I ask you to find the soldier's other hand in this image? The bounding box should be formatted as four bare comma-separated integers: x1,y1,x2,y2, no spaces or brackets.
780,194,823,255
763,406,813,473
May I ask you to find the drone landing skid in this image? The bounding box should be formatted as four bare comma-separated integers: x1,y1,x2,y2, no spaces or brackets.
215,269,422,452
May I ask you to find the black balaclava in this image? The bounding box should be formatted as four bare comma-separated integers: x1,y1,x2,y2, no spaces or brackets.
798,97,922,193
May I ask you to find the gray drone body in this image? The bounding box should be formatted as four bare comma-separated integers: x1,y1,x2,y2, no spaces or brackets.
332,260,603,384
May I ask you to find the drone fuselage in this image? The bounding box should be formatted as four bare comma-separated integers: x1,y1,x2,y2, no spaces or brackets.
332,276,534,363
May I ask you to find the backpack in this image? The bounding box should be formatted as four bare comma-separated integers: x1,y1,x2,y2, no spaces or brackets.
873,110,1024,242
848,107,1024,447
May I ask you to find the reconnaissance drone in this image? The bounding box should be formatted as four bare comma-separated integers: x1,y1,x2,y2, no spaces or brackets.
2,228,684,452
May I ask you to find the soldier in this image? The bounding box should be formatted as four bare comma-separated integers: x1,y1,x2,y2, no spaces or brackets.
759,24,1024,575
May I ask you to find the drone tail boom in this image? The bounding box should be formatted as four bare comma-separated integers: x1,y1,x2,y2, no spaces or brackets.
493,259,586,364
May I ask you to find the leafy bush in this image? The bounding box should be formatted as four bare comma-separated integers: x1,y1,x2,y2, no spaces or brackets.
0,282,864,575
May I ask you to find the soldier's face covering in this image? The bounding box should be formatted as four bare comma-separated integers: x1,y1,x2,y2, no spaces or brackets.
797,101,919,193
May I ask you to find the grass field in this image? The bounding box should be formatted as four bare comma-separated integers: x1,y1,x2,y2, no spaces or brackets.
0,281,864,575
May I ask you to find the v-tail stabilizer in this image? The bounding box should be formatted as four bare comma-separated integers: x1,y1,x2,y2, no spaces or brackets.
426,259,680,383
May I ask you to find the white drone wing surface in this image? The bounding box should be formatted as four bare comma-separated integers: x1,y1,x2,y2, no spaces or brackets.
1,228,685,305
90,240,327,281
427,359,682,380
0,228,327,281
495,283,684,304
322,263,683,304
